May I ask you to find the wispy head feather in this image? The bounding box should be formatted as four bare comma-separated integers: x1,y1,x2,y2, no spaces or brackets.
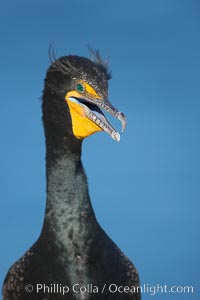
48,44,112,80
88,46,112,80
48,42,57,64
48,44,81,78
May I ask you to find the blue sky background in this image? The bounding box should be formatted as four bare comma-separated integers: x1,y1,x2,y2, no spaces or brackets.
0,0,200,299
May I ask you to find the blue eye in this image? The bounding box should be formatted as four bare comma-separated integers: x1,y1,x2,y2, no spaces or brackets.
76,83,85,93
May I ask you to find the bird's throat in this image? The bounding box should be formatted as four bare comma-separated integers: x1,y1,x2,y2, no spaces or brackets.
67,99,102,140
40,145,97,255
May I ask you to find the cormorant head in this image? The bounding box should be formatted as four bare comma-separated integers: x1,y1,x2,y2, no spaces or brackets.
42,50,126,143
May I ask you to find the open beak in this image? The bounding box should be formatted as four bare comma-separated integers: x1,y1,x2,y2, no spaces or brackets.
68,96,126,142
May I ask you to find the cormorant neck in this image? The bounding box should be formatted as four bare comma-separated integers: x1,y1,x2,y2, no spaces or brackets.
40,129,97,251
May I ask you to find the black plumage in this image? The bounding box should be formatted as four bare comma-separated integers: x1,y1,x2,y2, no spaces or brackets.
3,51,140,300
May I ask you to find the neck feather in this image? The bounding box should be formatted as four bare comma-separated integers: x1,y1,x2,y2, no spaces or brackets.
40,130,97,252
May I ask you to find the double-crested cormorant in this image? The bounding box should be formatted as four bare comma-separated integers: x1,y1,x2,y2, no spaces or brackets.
3,50,140,300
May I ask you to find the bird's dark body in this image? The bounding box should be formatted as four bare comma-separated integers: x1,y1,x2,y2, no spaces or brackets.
3,53,140,300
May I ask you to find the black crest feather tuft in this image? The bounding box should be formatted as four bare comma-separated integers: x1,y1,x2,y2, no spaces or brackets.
88,46,112,80
48,44,111,80
48,42,57,64
48,44,80,78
